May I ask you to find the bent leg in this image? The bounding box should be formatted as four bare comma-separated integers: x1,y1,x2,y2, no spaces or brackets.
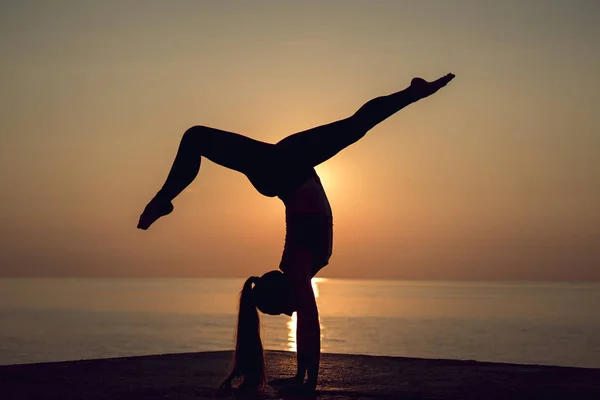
276,73,455,169
158,125,271,200
138,125,272,229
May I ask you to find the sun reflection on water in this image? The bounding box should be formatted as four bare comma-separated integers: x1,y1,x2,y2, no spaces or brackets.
287,278,325,352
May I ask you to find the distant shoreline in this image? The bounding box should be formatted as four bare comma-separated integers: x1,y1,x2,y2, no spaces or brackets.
1,350,599,399
3,350,600,370
2,276,600,283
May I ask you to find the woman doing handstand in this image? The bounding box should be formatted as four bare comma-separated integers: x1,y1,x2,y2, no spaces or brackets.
137,73,456,392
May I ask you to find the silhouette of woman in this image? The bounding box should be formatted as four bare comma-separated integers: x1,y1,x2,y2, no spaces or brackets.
137,73,455,392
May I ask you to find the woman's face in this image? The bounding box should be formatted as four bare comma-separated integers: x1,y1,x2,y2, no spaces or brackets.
280,295,295,317
260,297,293,316
255,272,296,316
279,274,297,316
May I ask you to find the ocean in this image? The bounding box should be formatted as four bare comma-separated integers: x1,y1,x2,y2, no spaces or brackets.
1,278,599,368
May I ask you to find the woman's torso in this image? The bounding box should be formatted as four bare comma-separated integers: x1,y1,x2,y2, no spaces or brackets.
278,174,333,277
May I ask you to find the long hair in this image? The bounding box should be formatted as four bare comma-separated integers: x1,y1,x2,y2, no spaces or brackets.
223,276,266,392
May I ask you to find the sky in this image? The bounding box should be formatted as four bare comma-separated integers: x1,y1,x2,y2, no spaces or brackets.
1,0,599,280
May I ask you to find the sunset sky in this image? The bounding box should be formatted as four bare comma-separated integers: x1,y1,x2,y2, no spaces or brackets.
1,0,599,280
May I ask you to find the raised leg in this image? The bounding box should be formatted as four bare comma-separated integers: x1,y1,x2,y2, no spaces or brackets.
137,125,272,230
275,73,455,169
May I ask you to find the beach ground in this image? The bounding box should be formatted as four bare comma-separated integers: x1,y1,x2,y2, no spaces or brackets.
1,350,599,399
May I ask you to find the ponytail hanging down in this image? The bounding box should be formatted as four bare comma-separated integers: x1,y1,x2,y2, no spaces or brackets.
221,276,266,392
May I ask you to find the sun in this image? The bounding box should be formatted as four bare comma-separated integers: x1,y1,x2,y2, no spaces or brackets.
315,163,338,196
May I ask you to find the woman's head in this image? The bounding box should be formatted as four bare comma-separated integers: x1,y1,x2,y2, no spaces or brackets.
253,270,294,316
222,271,293,392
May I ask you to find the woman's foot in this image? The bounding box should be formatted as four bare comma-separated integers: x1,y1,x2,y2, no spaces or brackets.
410,73,455,100
137,196,174,230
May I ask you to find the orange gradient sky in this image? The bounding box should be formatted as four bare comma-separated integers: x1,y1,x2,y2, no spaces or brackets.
1,1,599,280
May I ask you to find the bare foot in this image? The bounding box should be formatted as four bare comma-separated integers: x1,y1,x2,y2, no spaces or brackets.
411,73,455,99
137,197,174,230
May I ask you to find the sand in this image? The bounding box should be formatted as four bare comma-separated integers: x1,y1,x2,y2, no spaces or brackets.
1,350,599,399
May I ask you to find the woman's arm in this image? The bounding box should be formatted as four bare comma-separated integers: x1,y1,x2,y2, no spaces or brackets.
284,248,320,390
295,277,320,389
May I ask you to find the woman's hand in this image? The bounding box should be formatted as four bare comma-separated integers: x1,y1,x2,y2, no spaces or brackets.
302,379,317,392
217,372,235,392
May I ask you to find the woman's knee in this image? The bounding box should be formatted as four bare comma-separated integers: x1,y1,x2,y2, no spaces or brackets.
183,125,210,145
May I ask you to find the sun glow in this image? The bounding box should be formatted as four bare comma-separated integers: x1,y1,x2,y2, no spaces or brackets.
314,164,337,197
286,278,326,352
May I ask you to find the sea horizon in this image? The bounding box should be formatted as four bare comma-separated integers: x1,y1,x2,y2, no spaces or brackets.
2,277,599,368
3,276,600,283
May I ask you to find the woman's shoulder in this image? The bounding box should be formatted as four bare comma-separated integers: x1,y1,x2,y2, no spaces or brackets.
280,248,313,279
